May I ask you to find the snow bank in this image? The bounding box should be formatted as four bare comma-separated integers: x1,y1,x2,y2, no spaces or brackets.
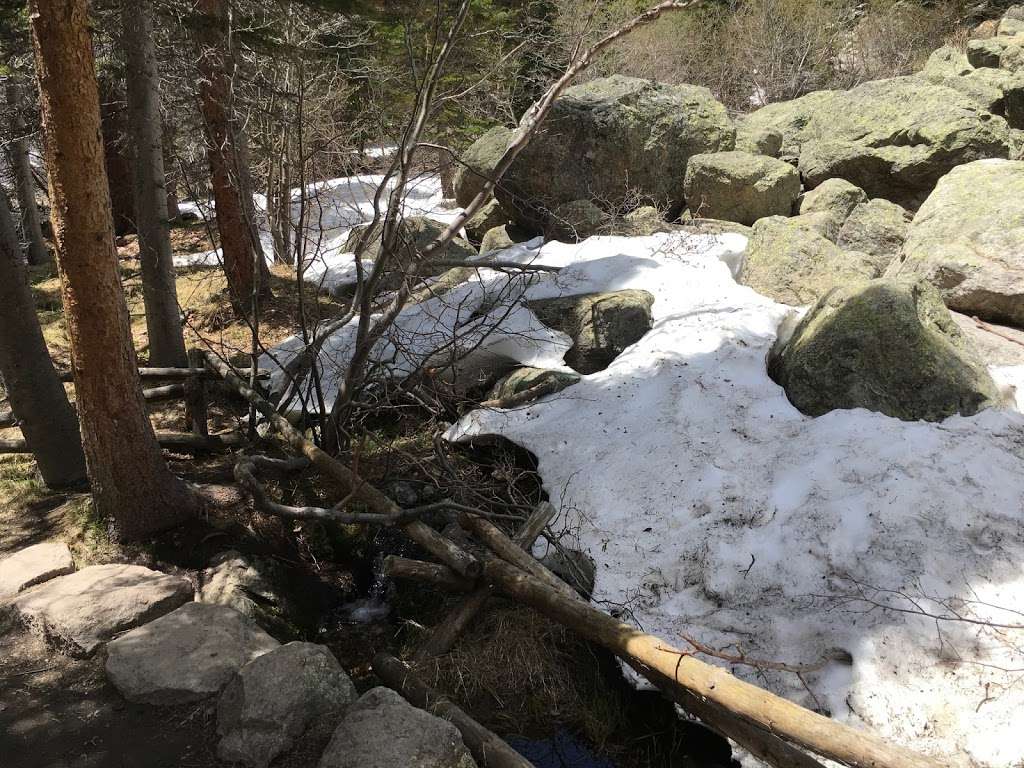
438,233,1024,768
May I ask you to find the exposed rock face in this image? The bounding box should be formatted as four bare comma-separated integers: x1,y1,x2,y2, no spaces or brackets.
743,76,1012,206
453,126,513,208
344,216,476,273
953,311,1024,367
0,542,74,598
768,279,1000,421
921,45,973,80
106,602,279,704
11,564,191,656
887,159,1024,325
500,75,734,229
738,216,884,306
528,290,655,374
968,35,1024,71
683,151,800,225
734,124,783,157
836,198,911,263
464,198,511,245
217,642,357,768
318,687,477,768
487,367,580,402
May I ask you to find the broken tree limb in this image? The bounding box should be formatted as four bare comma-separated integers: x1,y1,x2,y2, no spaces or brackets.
203,350,482,579
416,502,556,660
384,555,477,593
373,653,534,768
480,557,942,768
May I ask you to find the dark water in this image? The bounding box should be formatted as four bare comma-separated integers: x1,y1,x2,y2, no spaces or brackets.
507,730,617,768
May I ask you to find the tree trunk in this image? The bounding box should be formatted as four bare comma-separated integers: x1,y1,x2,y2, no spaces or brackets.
29,0,198,540
0,187,86,488
123,0,186,367
98,76,135,238
5,82,50,266
194,0,270,314
162,123,181,221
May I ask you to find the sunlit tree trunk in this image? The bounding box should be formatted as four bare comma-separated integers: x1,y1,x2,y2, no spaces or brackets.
5,82,50,266
0,187,86,488
123,0,186,367
29,0,198,540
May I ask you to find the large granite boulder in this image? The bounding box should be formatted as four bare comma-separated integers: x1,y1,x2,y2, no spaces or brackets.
768,278,1000,421
453,126,513,208
463,198,511,245
528,290,655,374
344,216,476,277
500,75,734,229
197,550,290,635
836,198,911,263
0,542,74,598
318,687,477,768
106,602,279,704
968,35,1024,71
479,224,532,254
683,151,801,225
742,76,1012,206
734,124,783,157
887,159,1024,325
217,642,357,768
737,216,885,306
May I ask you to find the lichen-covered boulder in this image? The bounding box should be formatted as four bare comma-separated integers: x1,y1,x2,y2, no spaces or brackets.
479,224,532,254
487,367,580,403
683,151,800,226
500,75,734,229
546,199,606,242
738,216,885,306
217,642,357,768
920,45,973,80
318,687,477,768
344,216,476,276
453,126,513,208
734,124,783,157
742,76,1012,206
836,198,911,263
528,290,654,374
463,198,511,245
768,278,1000,421
968,35,1024,71
887,158,1024,325
796,178,868,239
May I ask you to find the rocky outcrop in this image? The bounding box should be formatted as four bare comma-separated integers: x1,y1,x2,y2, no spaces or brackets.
528,290,655,374
0,542,74,598
768,278,1000,421
318,687,477,768
11,564,191,656
500,75,734,229
106,602,279,704
887,159,1024,325
453,126,513,208
742,76,1012,206
217,642,357,768
683,151,800,225
737,216,884,306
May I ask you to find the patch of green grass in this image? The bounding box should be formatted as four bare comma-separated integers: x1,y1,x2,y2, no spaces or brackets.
0,455,47,508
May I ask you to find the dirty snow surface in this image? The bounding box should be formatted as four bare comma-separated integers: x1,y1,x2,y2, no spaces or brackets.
433,233,1024,768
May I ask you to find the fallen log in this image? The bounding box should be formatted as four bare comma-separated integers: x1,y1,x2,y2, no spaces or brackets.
373,652,534,768
202,350,482,579
0,431,244,455
384,555,476,593
142,382,185,402
57,366,269,382
479,557,942,768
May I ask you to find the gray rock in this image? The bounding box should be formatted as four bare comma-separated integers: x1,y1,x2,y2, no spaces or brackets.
528,290,655,374
738,216,885,306
952,311,1024,367
464,198,511,245
798,178,868,223
546,199,607,242
479,224,533,254
197,550,286,631
106,602,279,704
683,151,800,226
500,75,734,229
318,687,477,768
768,278,1000,421
487,367,581,403
11,564,191,656
968,36,1024,71
920,46,973,80
887,159,1024,325
454,126,513,208
836,198,911,263
743,76,1012,206
344,216,476,277
217,642,357,768
734,124,783,157
0,542,74,598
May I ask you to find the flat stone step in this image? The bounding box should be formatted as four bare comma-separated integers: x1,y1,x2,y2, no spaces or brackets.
0,542,75,598
10,563,192,656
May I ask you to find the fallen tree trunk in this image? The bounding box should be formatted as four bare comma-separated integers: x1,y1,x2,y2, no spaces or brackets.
0,431,243,454
57,366,268,382
385,555,476,593
373,652,534,768
479,557,942,768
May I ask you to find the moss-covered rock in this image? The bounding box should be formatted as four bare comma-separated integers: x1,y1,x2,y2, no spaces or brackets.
920,46,973,80
487,367,580,402
737,216,885,305
734,124,783,157
500,76,734,230
464,198,511,245
968,35,1024,71
479,223,533,254
742,76,1012,206
887,158,1024,325
768,278,1000,421
453,126,513,208
546,199,607,242
344,216,476,276
683,151,800,226
836,198,911,264
797,178,867,239
528,290,654,374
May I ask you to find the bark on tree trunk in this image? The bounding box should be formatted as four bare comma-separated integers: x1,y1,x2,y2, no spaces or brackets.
5,82,50,266
123,0,186,367
162,123,181,221
194,0,270,314
98,77,135,238
0,187,86,488
29,0,199,540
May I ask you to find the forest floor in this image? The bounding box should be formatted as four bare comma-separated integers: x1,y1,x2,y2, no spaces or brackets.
0,222,724,768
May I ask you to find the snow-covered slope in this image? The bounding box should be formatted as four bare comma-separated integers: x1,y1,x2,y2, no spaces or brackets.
442,233,1024,768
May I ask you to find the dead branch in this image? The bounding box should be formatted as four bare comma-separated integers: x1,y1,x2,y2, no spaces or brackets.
0,431,245,455
384,555,477,593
